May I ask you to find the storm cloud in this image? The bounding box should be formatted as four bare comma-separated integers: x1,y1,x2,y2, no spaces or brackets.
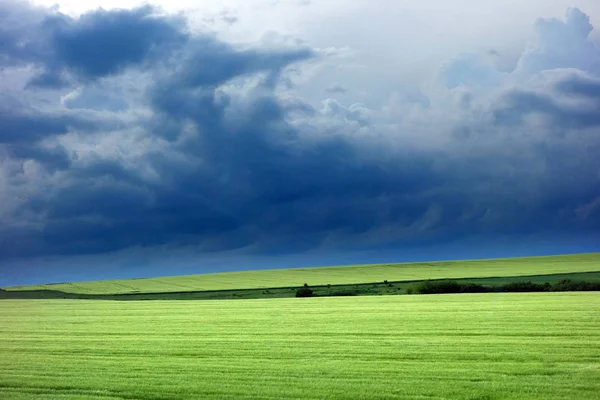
1,1,599,278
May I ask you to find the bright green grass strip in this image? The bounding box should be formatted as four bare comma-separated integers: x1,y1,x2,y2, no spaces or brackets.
4,253,600,295
1,293,599,399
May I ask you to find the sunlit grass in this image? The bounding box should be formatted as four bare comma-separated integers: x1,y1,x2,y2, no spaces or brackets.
1,293,599,399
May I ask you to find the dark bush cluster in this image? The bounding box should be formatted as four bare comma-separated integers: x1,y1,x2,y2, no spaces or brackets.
553,279,600,292
408,279,600,295
295,283,314,298
412,280,490,295
500,281,551,292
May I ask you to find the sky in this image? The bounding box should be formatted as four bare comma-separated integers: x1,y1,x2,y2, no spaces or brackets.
1,0,600,285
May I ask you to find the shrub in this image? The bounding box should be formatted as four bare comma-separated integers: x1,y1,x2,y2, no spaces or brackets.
553,279,573,292
553,279,600,292
583,281,600,291
405,279,600,295
296,285,314,298
501,281,549,292
416,281,459,294
383,280,389,284
412,280,489,294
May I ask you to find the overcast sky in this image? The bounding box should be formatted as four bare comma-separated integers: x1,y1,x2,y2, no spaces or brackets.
1,0,600,285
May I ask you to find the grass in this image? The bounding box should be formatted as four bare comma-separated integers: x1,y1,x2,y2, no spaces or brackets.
2,271,600,300
4,253,600,295
1,293,599,399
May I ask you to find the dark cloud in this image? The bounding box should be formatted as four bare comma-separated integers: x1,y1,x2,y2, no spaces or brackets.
493,71,600,129
0,1,187,86
47,6,187,80
0,0,50,67
2,101,120,137
554,70,600,98
5,143,72,171
158,38,314,90
0,106,68,144
0,2,599,272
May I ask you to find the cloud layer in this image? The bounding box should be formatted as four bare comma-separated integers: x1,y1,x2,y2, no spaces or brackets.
1,1,599,270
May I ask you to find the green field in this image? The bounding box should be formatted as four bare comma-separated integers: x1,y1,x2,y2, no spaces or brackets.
5,253,600,294
1,293,599,400
2,271,600,301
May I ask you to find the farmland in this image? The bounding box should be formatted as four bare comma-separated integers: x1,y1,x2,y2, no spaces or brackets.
4,252,600,295
2,253,599,399
2,271,600,300
1,293,599,400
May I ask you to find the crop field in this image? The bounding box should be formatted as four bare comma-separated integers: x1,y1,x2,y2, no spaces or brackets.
2,271,600,301
5,252,600,294
1,293,599,400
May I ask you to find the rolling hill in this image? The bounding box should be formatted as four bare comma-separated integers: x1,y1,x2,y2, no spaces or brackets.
4,252,600,295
